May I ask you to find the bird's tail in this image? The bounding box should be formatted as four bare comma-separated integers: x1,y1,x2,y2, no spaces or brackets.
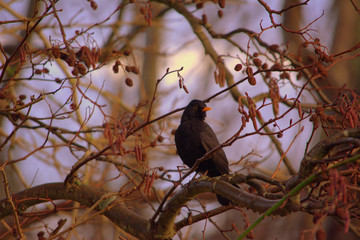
216,194,231,206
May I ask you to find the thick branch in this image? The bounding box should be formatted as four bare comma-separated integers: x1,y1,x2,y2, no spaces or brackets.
0,182,152,240
2,127,359,239
154,177,300,239
286,128,360,189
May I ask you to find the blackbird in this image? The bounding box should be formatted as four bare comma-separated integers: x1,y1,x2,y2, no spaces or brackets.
175,99,233,205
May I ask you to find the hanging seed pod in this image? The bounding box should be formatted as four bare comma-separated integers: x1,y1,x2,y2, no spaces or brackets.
196,2,203,9
202,14,207,25
269,78,280,116
71,66,79,76
124,49,132,56
218,0,225,8
113,63,119,73
19,94,26,100
77,63,87,75
90,1,98,10
125,77,133,87
248,76,256,86
131,66,139,74
253,58,262,67
246,67,253,77
234,64,242,71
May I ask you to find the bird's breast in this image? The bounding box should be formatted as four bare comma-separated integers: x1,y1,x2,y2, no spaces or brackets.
175,122,205,168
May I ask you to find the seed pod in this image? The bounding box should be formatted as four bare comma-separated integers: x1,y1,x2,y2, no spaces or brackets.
316,64,327,78
19,94,26,100
113,63,119,73
71,67,79,76
134,145,142,162
90,1,98,10
218,0,225,8
241,115,246,126
131,66,139,74
248,76,256,85
218,67,225,87
60,52,68,60
250,115,258,130
196,2,203,9
271,63,281,70
280,72,290,80
125,77,133,87
77,63,87,75
234,64,242,71
123,49,132,56
214,70,218,84
297,102,303,117
157,135,164,142
125,65,131,72
75,47,84,60
253,58,262,67
202,14,207,24
246,67,253,77
269,78,280,116
256,109,262,120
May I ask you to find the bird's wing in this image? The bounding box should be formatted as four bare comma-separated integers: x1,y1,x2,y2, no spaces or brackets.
200,123,230,175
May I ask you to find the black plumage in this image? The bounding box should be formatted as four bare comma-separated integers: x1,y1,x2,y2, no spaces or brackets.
175,99,232,205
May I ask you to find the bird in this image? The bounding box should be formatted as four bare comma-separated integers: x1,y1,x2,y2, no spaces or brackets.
175,99,234,205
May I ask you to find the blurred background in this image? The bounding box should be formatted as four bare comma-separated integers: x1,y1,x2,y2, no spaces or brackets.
0,0,359,239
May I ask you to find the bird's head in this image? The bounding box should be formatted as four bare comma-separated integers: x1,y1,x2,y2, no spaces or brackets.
181,99,212,122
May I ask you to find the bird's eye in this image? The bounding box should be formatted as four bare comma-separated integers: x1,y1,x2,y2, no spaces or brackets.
193,106,198,111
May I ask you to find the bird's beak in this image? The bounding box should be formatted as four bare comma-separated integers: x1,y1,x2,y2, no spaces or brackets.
202,107,212,112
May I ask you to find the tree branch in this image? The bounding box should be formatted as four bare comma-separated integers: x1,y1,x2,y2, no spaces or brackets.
2,129,360,239
286,128,360,189
0,182,152,240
